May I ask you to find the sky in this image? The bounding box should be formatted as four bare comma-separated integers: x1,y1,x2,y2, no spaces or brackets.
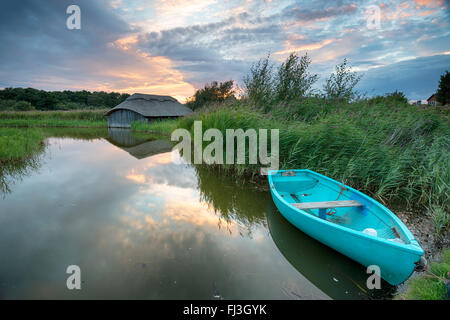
0,0,449,101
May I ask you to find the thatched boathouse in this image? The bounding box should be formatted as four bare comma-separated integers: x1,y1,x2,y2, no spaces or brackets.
105,93,193,128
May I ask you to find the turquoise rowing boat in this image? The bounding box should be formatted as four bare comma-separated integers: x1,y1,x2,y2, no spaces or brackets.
268,169,424,285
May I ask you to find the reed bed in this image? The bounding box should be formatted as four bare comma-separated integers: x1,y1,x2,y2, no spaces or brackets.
0,128,46,195
0,100,447,231
130,118,180,134
0,110,108,128
176,99,449,228
0,128,45,162
0,109,108,120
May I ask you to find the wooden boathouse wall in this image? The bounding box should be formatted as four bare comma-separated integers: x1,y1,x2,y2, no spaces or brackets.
107,109,147,128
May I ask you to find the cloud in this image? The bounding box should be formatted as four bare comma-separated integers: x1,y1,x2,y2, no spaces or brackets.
356,54,450,99
413,0,445,8
135,2,365,87
0,0,195,99
0,0,448,100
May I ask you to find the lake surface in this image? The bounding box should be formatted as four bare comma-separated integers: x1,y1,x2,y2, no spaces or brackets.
0,129,395,299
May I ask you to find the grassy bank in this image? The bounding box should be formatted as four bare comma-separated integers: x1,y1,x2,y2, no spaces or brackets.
0,110,181,131
155,98,448,232
0,128,45,163
0,110,107,128
0,128,46,194
0,110,175,166
396,248,449,300
0,125,107,167
1,100,447,233
130,118,179,134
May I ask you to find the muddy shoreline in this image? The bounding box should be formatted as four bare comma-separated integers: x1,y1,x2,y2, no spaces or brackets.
395,210,449,261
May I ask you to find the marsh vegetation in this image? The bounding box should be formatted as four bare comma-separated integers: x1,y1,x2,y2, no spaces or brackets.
131,53,449,238
0,54,447,300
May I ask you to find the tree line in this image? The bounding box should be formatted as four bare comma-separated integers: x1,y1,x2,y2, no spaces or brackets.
185,52,449,110
2,55,447,112
0,88,130,111
186,53,366,111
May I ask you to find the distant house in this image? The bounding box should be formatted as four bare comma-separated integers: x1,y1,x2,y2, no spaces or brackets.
105,93,193,128
408,99,430,107
427,94,437,106
418,100,428,106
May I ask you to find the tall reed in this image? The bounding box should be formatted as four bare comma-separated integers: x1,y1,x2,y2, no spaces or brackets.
177,100,449,223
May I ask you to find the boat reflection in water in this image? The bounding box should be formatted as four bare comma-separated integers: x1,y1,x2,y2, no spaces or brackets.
193,163,397,299
266,202,396,300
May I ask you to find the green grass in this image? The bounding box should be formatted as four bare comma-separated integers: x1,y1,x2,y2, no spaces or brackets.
0,118,106,128
0,109,108,121
130,118,180,134
429,206,450,236
0,128,47,194
0,100,447,225
0,111,178,166
0,128,45,162
174,98,449,220
0,110,107,128
397,248,449,300
401,277,447,300
0,111,108,168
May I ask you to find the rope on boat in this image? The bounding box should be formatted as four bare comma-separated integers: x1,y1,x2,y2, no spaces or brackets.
326,185,348,216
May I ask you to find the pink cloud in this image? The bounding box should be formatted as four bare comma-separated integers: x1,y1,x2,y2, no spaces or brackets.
413,0,444,8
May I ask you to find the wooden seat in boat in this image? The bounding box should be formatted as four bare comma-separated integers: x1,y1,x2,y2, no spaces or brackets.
292,200,362,220
292,200,362,210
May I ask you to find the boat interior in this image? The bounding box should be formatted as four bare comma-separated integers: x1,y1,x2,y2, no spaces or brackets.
271,171,408,243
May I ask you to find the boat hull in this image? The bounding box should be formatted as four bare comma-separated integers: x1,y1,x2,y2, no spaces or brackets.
268,170,424,286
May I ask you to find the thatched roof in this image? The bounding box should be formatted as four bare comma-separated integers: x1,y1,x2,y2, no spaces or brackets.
105,93,193,117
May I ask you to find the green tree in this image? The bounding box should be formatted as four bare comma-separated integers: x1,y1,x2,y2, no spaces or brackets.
275,52,318,101
385,90,408,104
87,92,104,106
0,88,130,110
243,54,274,106
186,80,235,110
0,99,17,111
13,101,35,111
436,70,449,105
323,58,362,101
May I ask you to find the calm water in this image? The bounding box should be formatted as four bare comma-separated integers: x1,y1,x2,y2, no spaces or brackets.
0,129,394,299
